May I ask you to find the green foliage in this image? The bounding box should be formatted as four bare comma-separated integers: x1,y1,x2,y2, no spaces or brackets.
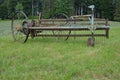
20,0,32,16
42,0,74,18
7,0,17,19
114,0,120,21
15,2,23,11
0,5,8,19
99,0,115,20
42,0,55,18
0,0,118,21
54,0,74,16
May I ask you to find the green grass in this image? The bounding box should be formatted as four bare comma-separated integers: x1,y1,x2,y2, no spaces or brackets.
0,20,120,80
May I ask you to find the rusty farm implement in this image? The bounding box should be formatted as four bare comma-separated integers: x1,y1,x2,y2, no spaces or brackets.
11,5,110,46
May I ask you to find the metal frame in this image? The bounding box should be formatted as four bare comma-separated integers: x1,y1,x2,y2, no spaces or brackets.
11,5,110,46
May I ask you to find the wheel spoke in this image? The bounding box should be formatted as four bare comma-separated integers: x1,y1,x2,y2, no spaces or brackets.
51,13,71,40
11,11,28,42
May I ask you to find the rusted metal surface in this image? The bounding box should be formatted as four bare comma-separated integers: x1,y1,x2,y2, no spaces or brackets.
11,11,110,45
23,18,110,43
39,18,106,22
28,27,109,30
36,34,106,37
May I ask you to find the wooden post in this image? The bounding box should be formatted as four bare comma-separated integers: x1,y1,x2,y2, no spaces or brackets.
39,12,41,20
105,19,109,38
39,12,41,24
106,28,109,39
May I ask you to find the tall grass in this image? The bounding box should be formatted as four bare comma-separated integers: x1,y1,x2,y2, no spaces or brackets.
0,20,120,80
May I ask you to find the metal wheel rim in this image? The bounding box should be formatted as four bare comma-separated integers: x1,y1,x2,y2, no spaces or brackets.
11,11,28,42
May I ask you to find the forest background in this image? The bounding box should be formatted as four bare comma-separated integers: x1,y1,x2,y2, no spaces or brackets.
0,0,120,21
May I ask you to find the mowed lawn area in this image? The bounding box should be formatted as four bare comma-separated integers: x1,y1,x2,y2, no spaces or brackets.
0,20,120,80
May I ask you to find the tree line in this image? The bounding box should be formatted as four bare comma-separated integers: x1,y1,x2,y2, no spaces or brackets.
0,0,120,21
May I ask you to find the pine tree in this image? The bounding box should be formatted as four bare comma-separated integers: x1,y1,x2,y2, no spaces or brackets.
15,2,23,11
54,0,74,16
114,0,120,21
0,4,7,19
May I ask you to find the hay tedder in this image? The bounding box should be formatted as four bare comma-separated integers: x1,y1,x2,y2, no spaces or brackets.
11,5,110,46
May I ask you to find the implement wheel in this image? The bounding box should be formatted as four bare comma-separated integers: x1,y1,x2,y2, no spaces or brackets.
11,11,28,42
51,13,71,40
88,37,95,47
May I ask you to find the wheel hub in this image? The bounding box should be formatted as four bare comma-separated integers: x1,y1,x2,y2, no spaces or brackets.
16,25,22,31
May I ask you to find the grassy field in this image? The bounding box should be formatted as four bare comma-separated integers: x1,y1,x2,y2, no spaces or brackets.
0,20,120,80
